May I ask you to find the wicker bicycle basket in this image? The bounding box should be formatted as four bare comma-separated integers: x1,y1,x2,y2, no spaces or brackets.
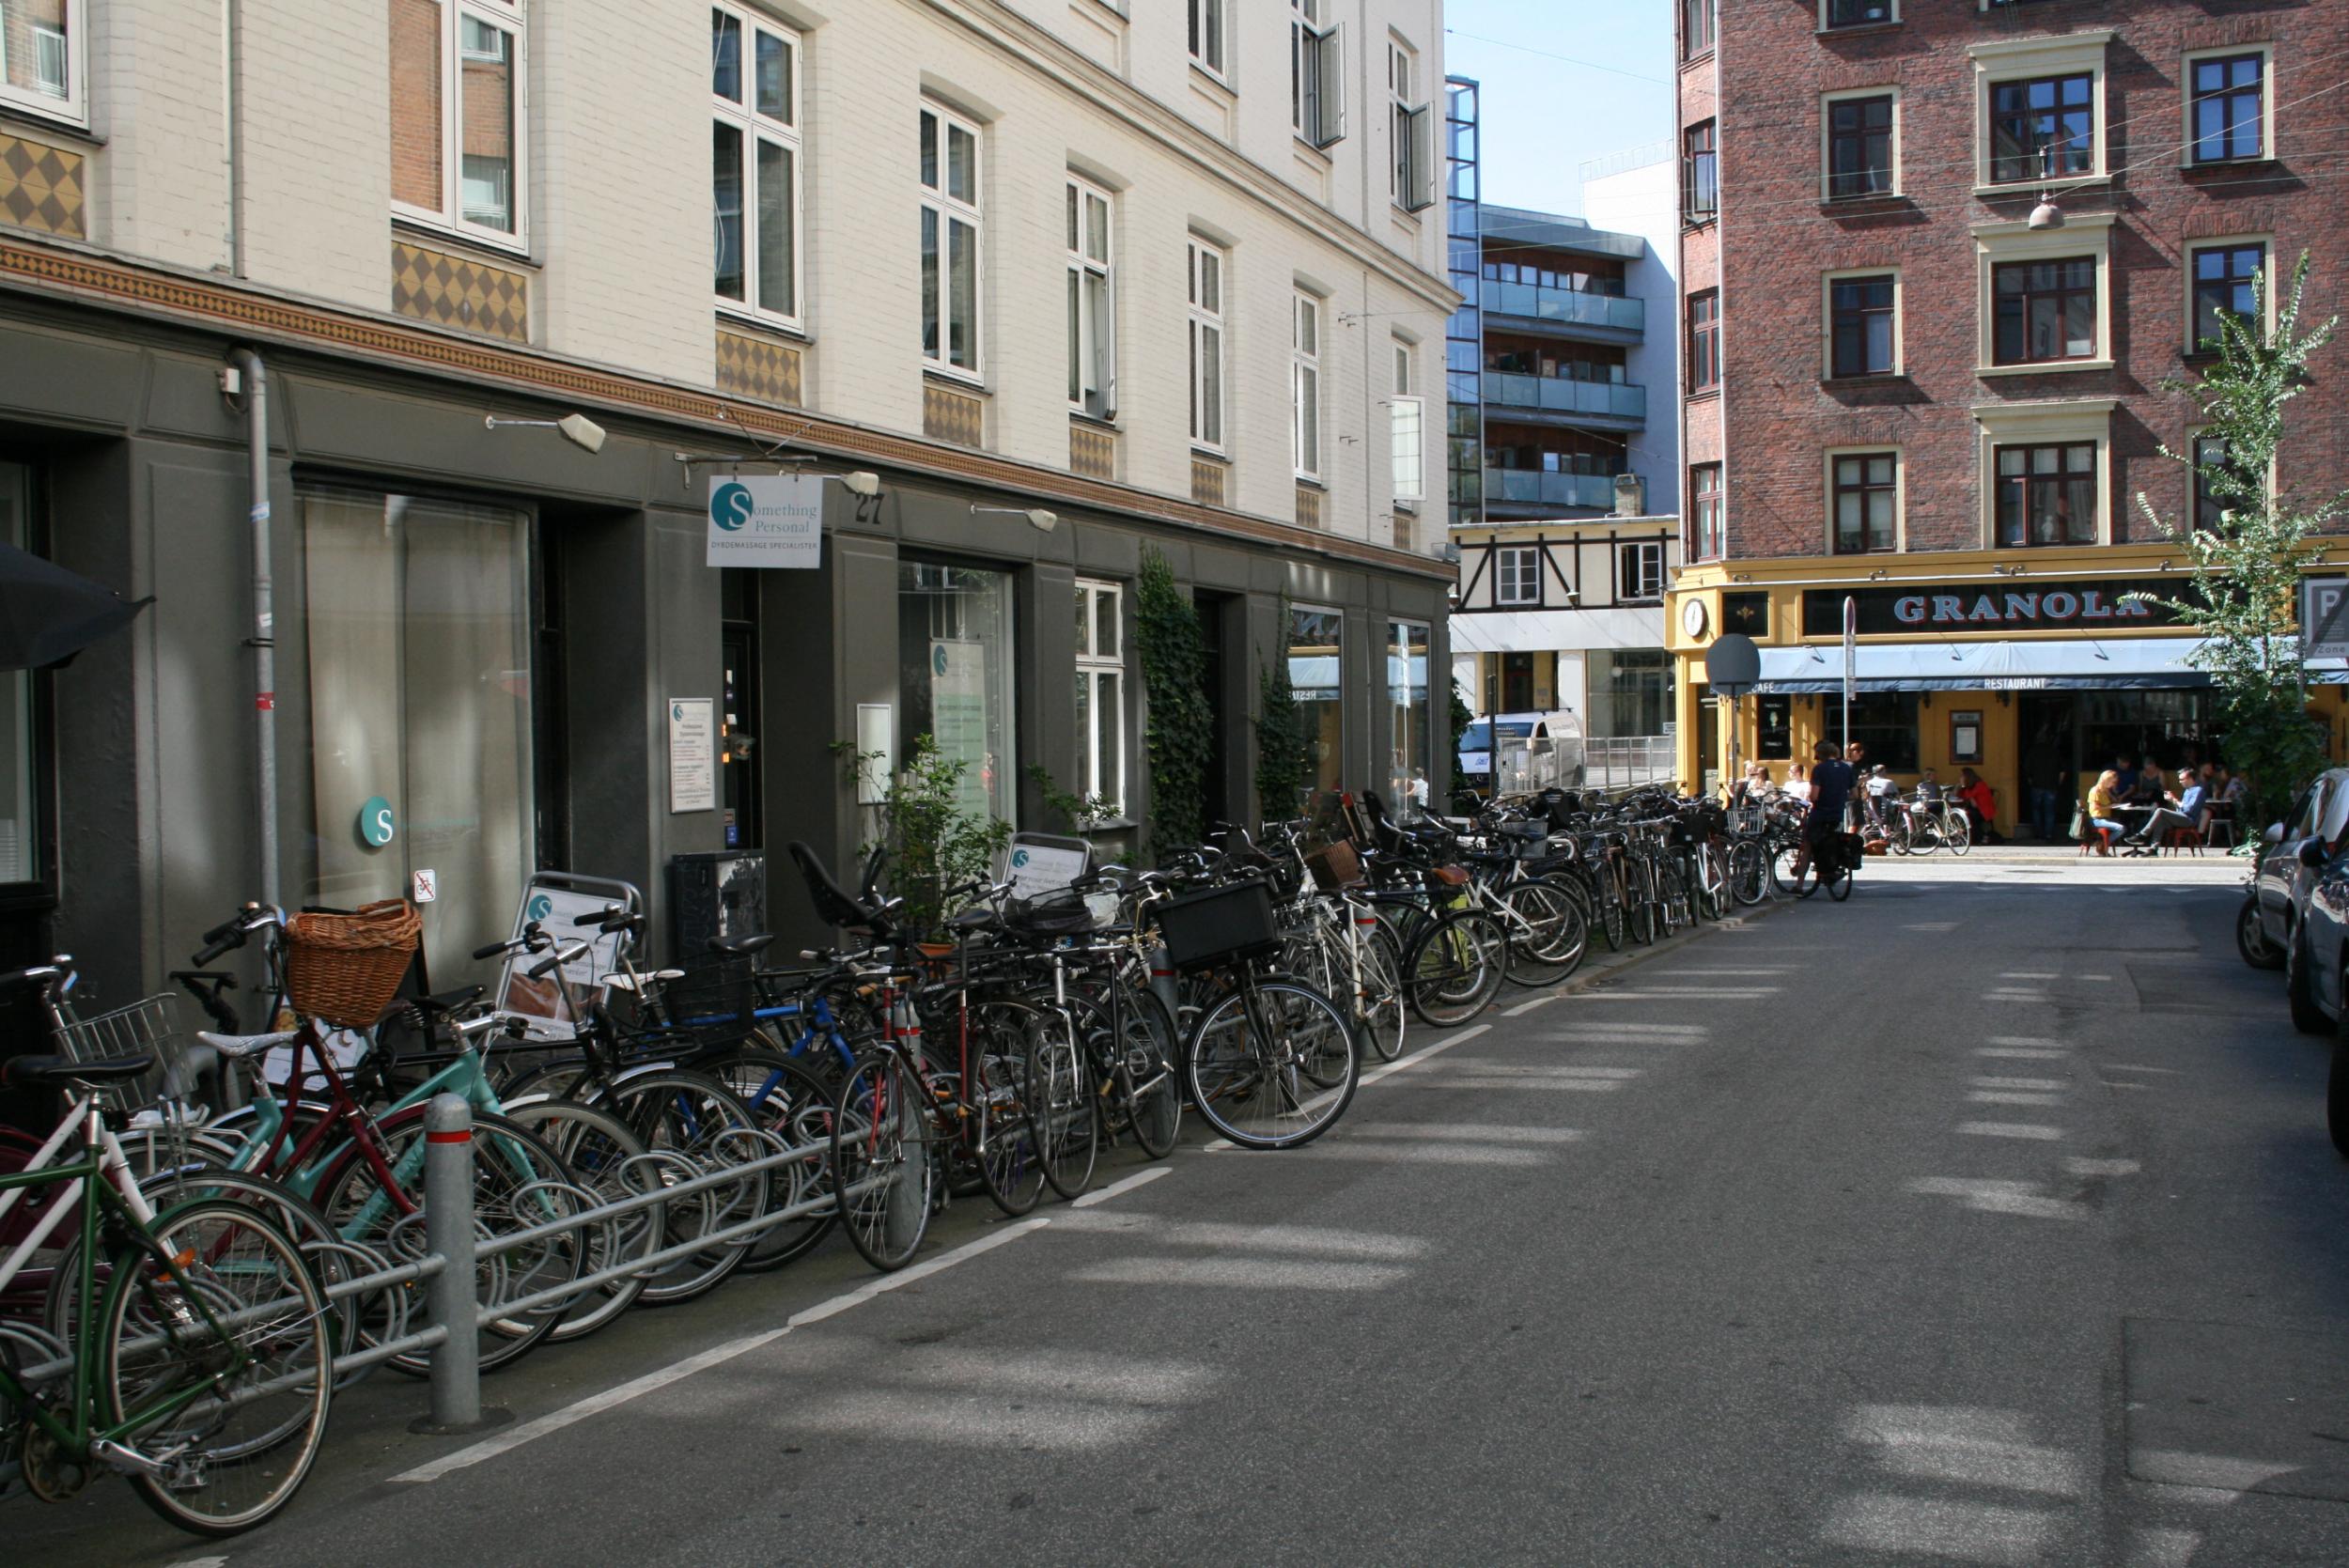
285,898,422,1028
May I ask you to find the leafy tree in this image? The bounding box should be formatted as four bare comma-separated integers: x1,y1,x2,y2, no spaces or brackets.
1135,549,1211,854
832,734,1011,936
2131,252,2344,832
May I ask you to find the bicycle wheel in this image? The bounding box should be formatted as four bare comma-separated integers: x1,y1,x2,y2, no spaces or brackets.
831,1051,935,1270
1499,880,1585,988
1624,862,1657,944
593,1070,772,1306
1028,1009,1098,1200
1404,908,1507,1027
1947,811,1972,856
1907,814,1941,856
104,1199,331,1536
1356,926,1408,1064
495,1096,663,1337
1885,812,1912,855
965,998,1047,1216
1730,839,1768,906
1106,984,1183,1159
1186,978,1360,1150
1793,844,1824,899
1658,861,1693,933
692,1048,840,1272
1828,843,1857,901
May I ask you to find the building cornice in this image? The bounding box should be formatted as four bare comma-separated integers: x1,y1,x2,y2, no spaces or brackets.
921,0,1460,315
0,235,1450,582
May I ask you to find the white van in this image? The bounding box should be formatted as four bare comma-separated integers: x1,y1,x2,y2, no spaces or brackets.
1457,710,1586,800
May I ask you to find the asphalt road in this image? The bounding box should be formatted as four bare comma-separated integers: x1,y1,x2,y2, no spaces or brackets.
28,855,2349,1566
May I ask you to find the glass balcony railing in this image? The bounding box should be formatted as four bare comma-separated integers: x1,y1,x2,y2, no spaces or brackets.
1483,370,1646,421
1482,469,1621,509
1482,279,1646,334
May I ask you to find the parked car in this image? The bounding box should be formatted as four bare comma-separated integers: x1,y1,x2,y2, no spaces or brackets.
1455,710,1586,801
2242,768,2349,983
2290,843,2349,1157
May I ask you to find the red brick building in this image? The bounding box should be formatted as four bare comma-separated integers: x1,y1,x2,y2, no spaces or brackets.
1664,0,2349,831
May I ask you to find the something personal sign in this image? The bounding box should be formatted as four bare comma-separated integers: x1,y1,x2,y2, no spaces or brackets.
707,474,822,567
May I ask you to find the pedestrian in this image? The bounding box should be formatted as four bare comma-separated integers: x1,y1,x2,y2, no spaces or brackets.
2023,727,2061,841
1956,767,1999,844
2124,768,2207,855
2086,768,2126,855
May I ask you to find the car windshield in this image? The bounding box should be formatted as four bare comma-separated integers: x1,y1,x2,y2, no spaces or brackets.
1461,722,1491,752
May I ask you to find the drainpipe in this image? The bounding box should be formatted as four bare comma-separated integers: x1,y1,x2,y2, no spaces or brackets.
228,348,276,908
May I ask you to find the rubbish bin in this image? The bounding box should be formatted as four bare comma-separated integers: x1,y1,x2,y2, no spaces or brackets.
670,850,767,966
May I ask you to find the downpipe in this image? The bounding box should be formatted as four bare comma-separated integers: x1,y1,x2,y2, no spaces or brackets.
227,348,276,908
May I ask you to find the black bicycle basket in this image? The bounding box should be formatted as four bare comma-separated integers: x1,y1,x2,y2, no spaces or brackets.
1003,887,1098,941
1153,878,1283,973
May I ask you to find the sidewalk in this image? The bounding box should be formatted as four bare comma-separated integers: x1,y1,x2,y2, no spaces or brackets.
1935,840,2249,865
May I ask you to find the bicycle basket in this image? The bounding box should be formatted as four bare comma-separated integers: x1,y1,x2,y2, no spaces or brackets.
1152,879,1282,974
1303,838,1362,892
54,991,186,1118
1004,887,1099,941
285,898,421,1029
656,956,759,1037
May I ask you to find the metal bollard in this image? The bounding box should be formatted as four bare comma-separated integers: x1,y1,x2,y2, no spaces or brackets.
418,1093,483,1432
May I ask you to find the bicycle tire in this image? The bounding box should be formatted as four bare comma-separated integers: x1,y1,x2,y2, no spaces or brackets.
104,1199,331,1536
963,996,1049,1216
1028,1009,1098,1201
1404,908,1507,1027
1828,848,1856,901
591,1070,772,1306
691,1048,840,1272
1106,984,1183,1159
1185,978,1360,1150
1499,880,1585,988
831,1051,935,1269
1729,839,1767,906
1356,925,1408,1064
1948,811,1972,856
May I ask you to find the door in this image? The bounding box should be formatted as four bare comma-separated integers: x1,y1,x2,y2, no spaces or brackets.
721,572,761,851
1501,651,1535,713
0,459,54,1128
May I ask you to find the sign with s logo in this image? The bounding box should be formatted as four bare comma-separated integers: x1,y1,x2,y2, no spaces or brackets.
357,796,396,848
709,481,754,532
706,474,823,568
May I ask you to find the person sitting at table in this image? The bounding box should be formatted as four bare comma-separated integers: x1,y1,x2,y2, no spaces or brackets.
1917,768,1944,803
2086,769,2126,855
2222,767,2250,807
2124,768,2208,855
1785,762,1812,804
2113,755,2139,799
1956,768,1999,844
2128,755,2165,804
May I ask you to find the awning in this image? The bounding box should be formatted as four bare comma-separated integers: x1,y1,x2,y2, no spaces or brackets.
1447,608,1665,655
1746,636,2222,693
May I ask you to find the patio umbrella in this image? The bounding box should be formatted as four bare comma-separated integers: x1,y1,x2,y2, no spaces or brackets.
0,542,150,672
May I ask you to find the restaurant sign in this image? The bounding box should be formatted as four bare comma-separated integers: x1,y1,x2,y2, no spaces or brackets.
1802,580,2184,638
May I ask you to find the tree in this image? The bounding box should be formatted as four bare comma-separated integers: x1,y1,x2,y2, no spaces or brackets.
2131,251,2344,832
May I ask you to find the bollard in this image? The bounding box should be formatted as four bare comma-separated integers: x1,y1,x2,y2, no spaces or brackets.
414,1092,486,1434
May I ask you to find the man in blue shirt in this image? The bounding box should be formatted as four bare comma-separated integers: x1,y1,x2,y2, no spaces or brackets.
1797,739,1857,881
2125,768,2207,853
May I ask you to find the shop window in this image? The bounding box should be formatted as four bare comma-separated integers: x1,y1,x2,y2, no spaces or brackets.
1289,605,1345,801
301,490,535,982
1074,580,1125,817
1588,649,1672,739
0,462,42,885
899,561,1017,823
1388,620,1430,810
1759,694,1792,761
1824,691,1920,771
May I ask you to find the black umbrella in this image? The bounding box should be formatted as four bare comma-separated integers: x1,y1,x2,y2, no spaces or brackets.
0,542,151,672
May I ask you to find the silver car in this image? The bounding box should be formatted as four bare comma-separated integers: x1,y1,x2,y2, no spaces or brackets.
2243,767,2349,981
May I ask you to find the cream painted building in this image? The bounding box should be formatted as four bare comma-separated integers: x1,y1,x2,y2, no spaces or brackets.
0,0,1457,1001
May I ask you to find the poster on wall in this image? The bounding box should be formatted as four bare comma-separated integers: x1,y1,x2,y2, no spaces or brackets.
706,474,823,568
669,698,716,813
930,640,991,817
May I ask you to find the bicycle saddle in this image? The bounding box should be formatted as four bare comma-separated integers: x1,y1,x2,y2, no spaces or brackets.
195,1029,299,1059
5,1052,152,1087
708,932,775,957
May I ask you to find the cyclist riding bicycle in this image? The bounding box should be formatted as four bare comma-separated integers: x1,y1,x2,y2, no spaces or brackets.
1794,740,1855,880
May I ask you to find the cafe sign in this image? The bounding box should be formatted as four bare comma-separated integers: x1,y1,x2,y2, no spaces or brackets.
1802,579,2185,638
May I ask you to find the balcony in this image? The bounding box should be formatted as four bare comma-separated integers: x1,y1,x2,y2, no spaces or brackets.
1483,468,1621,512
1482,370,1646,427
1482,278,1645,340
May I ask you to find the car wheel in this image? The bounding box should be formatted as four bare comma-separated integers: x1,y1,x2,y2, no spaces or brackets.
2238,897,2285,970
2288,928,2331,1035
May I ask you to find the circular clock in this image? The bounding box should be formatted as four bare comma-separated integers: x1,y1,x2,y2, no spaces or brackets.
1681,598,1709,640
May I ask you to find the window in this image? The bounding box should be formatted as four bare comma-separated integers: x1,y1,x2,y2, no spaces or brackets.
1691,464,1724,560
1289,606,1346,801
1826,93,1895,199
1619,541,1665,602
712,5,801,326
1293,292,1322,480
1684,0,1713,57
1824,0,1896,26
1589,649,1672,739
1688,290,1719,392
1074,581,1126,817
919,103,983,379
900,561,1017,822
1824,693,1920,772
1496,545,1541,606
2190,241,2267,351
1832,452,1899,553
1829,273,1898,378
1994,442,2097,547
1391,339,1423,505
2188,51,2266,164
301,489,535,982
1188,0,1224,77
1988,72,2092,185
1684,121,1718,220
1290,1,1345,149
1388,621,1432,809
0,462,41,884
2193,435,2232,533
1389,39,1435,211
0,0,83,123
1188,240,1226,451
1993,258,2096,365
1066,177,1115,420
391,0,524,245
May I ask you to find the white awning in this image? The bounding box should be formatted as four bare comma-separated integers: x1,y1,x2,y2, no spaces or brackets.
1743,636,2218,692
1448,608,1666,655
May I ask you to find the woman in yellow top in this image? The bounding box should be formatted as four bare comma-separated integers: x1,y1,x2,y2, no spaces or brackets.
2085,768,2125,854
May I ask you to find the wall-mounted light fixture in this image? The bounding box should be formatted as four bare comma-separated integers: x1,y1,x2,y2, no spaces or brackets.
971,504,1057,533
485,411,607,453
672,451,884,520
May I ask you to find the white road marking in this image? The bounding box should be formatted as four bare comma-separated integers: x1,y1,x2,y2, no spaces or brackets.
1972,1077,2066,1091
1968,1092,2062,1107
2000,972,2059,980
1502,994,1555,1017
1990,1036,2063,1048
1070,1166,1174,1208
1358,1023,1491,1088
1978,1048,2069,1060
1344,1121,1583,1143
2102,1063,2183,1076
2077,973,2113,981
1908,1177,2089,1222
390,1218,1053,1483
2127,1527,2202,1568
1959,1122,2065,1141
2065,1157,2140,1176
163,1559,229,1568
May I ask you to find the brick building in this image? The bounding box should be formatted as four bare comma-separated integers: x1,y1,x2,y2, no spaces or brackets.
1663,0,2349,829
